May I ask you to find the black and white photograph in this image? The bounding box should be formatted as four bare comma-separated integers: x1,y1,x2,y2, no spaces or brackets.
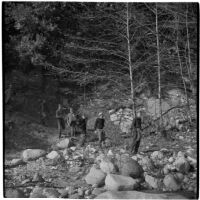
3,1,198,199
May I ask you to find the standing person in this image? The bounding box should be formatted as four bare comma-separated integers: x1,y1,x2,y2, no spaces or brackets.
79,114,87,135
40,100,48,125
56,104,65,139
94,112,105,148
131,112,142,154
67,108,76,137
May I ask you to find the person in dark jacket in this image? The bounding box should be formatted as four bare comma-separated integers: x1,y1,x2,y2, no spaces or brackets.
56,104,66,138
66,108,76,137
94,112,105,148
131,112,142,154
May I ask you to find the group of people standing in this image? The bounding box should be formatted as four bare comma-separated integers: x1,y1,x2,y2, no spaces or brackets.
56,104,86,139
40,100,143,153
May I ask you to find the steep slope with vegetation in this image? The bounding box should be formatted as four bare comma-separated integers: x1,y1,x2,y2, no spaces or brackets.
3,2,197,199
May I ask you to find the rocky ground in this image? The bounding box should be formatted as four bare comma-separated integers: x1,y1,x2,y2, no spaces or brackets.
4,113,197,199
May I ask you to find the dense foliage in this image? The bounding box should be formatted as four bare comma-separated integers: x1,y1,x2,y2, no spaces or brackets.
3,2,197,105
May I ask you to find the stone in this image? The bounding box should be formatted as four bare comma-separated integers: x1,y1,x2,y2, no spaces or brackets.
92,188,106,196
46,151,61,160
168,157,174,163
5,189,26,198
85,189,91,196
56,138,71,149
32,173,44,182
179,136,184,140
174,173,184,182
85,166,106,186
163,174,181,191
187,156,197,168
10,158,24,166
107,149,114,157
59,190,69,198
174,156,190,174
118,156,143,178
43,188,60,198
22,149,46,161
105,174,139,191
78,188,85,197
145,174,159,189
139,156,154,171
100,158,117,174
30,186,46,198
95,190,189,199
151,151,164,160
21,178,30,185
177,151,186,158
69,193,79,199
70,146,76,151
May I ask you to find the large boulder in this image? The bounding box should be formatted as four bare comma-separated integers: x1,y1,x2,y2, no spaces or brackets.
95,190,189,199
117,155,143,178
46,151,61,160
145,174,159,189
56,138,71,149
163,174,181,191
22,149,46,162
105,174,139,191
85,166,106,186
174,156,190,174
100,158,117,174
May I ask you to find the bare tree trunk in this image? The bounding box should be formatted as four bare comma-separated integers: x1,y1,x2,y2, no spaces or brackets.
186,4,192,74
155,4,163,134
126,3,134,104
126,3,137,151
176,15,191,123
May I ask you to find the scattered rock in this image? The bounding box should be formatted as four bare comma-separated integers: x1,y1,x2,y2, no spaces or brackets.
85,166,106,186
78,187,85,197
30,186,46,198
92,188,106,196
105,174,139,191
95,190,189,199
107,149,114,157
32,172,44,182
168,157,174,163
5,189,26,198
69,193,79,199
174,156,190,174
174,173,184,183
187,156,197,168
118,156,143,178
21,178,31,185
70,146,76,151
10,158,24,166
56,138,72,149
145,174,159,189
151,151,164,161
59,190,68,198
22,149,46,161
46,151,61,160
163,174,181,191
100,158,117,174
85,189,91,196
43,188,60,198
